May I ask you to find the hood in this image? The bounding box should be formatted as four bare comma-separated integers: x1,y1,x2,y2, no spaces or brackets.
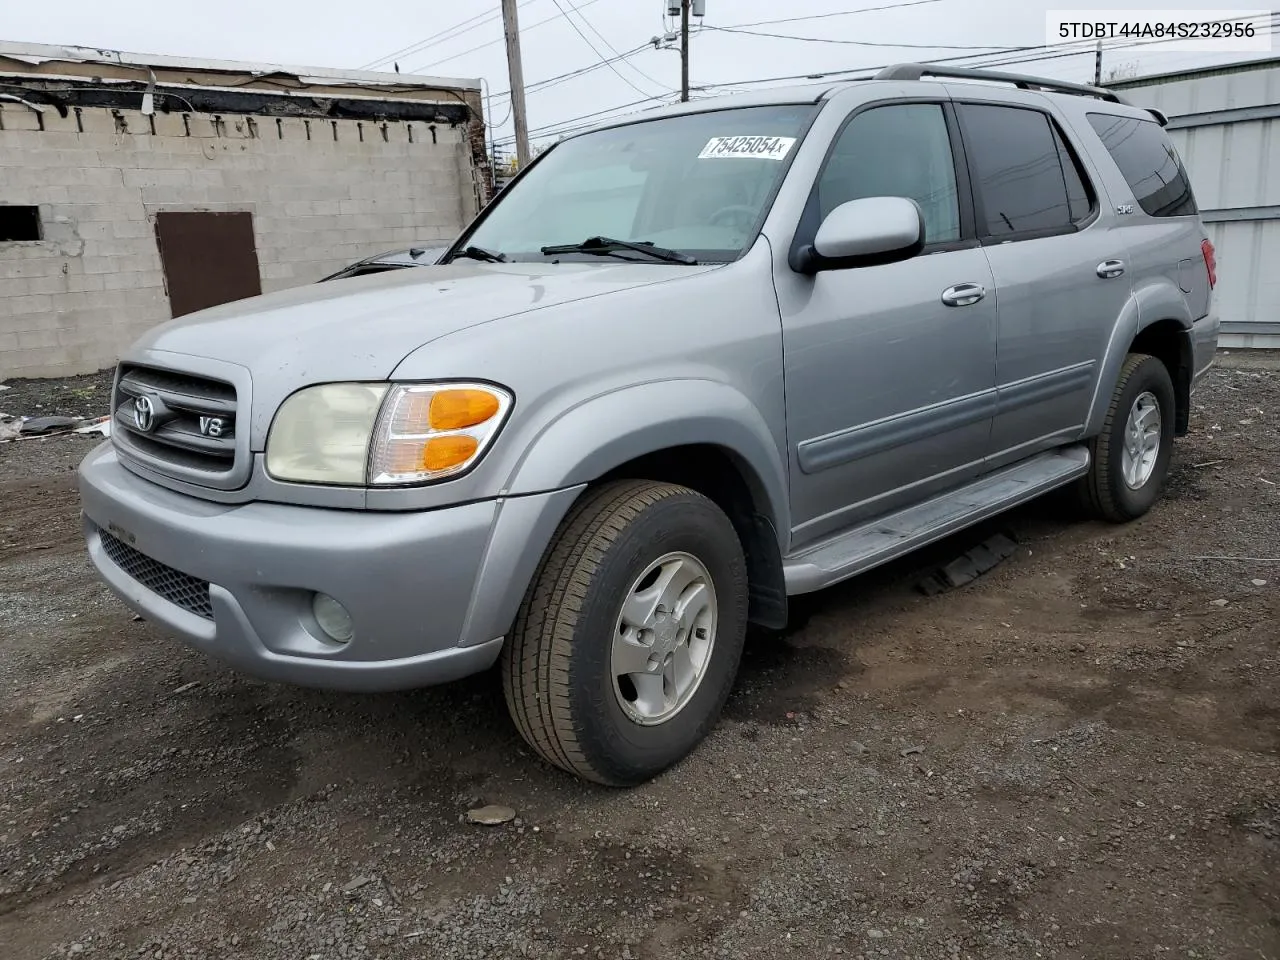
133,259,716,386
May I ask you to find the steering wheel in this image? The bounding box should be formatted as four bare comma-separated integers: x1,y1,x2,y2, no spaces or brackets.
709,204,758,232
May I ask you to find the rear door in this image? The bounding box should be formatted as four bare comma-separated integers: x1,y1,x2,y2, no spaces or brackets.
952,97,1134,467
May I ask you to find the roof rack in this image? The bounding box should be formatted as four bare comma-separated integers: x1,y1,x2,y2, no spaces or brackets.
874,63,1128,105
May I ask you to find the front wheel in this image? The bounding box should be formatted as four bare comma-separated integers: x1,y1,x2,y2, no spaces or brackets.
501,480,748,786
1077,353,1176,522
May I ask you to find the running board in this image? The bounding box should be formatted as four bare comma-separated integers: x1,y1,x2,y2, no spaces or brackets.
783,446,1090,594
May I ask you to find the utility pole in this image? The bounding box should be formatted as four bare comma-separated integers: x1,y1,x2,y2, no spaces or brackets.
680,0,690,102
501,0,531,167
1094,40,1103,86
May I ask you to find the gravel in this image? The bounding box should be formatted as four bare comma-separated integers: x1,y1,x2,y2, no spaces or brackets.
2,356,1278,959
0,368,114,420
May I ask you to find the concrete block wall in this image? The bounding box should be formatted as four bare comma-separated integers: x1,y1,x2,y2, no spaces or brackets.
0,102,477,378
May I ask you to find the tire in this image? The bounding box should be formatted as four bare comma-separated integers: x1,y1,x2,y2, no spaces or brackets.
1077,353,1176,523
501,480,749,786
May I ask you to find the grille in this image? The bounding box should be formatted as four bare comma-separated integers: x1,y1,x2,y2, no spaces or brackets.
99,531,214,620
112,364,239,485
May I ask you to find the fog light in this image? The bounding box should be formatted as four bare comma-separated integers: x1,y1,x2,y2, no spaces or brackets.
312,593,353,643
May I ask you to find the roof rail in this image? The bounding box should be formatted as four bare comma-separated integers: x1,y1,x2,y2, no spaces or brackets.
874,63,1129,105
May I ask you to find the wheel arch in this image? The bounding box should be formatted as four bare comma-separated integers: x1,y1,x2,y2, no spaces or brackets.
503,380,791,629
596,444,789,629
1130,319,1194,436
1086,281,1194,437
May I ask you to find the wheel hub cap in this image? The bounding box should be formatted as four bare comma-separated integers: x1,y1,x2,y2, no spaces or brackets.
1121,390,1162,490
611,552,718,726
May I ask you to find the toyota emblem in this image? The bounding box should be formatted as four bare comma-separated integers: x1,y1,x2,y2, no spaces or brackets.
133,395,156,433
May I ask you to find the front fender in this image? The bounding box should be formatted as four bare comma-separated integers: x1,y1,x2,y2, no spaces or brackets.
503,379,791,542
1084,278,1193,436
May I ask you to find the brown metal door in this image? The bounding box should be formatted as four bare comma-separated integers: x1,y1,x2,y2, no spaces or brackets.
154,211,262,318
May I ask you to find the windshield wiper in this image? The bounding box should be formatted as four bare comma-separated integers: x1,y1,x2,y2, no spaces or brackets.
453,245,508,263
540,236,697,265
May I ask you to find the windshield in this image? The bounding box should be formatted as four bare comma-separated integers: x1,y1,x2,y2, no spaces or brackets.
459,104,817,263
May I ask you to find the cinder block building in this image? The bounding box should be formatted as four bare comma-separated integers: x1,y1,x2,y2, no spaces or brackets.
0,42,490,378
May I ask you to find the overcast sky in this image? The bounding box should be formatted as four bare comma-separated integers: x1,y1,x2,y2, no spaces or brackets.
5,0,1270,151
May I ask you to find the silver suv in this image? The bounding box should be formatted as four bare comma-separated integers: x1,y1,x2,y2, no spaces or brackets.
79,64,1219,785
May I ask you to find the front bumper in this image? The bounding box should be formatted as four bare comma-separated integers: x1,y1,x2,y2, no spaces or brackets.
78,443,581,692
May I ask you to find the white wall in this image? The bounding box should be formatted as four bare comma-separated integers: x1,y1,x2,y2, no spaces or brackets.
0,103,476,378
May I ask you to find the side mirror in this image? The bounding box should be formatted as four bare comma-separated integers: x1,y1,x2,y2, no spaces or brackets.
793,196,926,274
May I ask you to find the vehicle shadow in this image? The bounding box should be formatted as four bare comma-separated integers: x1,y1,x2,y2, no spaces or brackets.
727,487,1089,721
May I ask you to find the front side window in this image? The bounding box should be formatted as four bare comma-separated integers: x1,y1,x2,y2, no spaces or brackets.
1086,113,1197,218
816,103,961,244
459,104,818,263
959,104,1082,237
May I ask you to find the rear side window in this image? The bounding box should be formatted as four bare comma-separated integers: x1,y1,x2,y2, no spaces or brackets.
1086,113,1197,218
958,104,1092,237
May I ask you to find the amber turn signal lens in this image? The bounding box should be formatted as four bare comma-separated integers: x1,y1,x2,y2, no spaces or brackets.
429,389,501,430
422,434,479,471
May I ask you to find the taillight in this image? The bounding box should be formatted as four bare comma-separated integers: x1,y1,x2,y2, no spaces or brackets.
1201,238,1217,289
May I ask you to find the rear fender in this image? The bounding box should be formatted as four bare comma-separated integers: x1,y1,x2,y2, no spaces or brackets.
1084,278,1193,436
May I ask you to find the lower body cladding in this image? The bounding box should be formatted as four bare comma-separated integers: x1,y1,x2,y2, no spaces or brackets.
77,443,582,692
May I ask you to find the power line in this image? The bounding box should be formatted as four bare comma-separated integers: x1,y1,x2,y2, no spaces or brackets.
725,0,951,29
494,41,1005,144
498,94,671,141
951,15,1279,75
492,12,1278,149
704,25,1016,51
691,17,1276,92
492,29,1276,146
491,92,677,145
490,44,655,103
408,0,606,72
562,0,670,90
400,0,950,85
547,0,663,99
359,0,538,71
359,12,493,71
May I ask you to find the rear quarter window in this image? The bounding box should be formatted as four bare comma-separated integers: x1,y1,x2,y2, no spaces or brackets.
1086,113,1197,218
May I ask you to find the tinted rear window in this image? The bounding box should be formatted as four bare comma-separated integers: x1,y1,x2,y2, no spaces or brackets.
1086,113,1197,218
958,104,1083,237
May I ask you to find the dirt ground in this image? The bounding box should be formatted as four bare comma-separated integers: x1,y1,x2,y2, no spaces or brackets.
1,358,1277,960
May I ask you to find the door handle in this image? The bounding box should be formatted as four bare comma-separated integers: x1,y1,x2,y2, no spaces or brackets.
1097,259,1126,279
941,282,986,307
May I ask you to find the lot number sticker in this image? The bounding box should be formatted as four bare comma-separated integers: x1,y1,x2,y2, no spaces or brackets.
698,135,797,161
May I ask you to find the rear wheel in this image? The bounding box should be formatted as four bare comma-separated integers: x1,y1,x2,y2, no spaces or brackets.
501,480,749,786
1077,353,1176,522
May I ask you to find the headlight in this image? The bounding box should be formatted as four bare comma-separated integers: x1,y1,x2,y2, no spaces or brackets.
266,382,512,486
265,383,388,484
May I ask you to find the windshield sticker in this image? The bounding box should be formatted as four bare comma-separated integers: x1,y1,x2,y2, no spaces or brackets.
698,135,797,161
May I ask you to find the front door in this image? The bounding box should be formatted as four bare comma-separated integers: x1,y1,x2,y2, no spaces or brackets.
776,101,998,549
